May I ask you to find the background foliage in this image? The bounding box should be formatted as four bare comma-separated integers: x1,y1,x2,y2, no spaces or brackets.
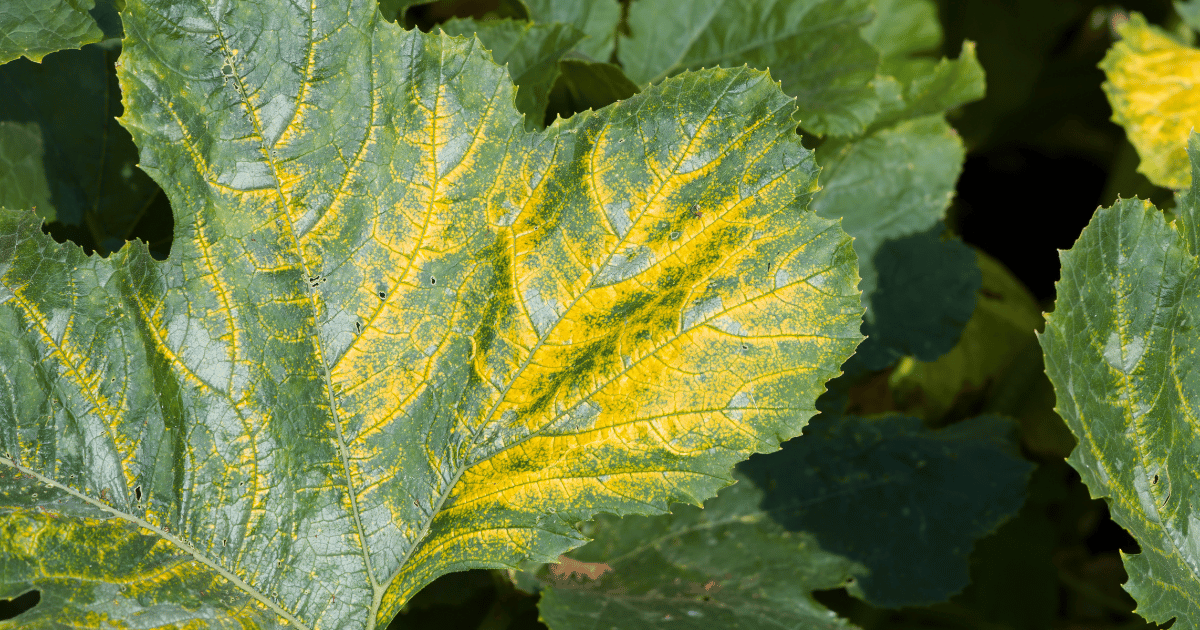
0,0,1196,628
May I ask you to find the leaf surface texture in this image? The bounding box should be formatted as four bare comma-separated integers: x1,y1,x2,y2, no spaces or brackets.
532,474,865,630
1041,133,1200,628
0,0,862,628
618,0,881,137
0,0,104,64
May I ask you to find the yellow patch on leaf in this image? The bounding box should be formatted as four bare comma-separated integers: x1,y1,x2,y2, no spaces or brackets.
1101,13,1200,189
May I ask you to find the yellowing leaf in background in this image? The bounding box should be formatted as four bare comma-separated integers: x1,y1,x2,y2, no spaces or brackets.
0,0,862,628
1101,12,1200,189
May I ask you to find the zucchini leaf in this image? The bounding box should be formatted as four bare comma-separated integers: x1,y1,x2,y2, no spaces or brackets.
0,122,54,223
523,412,1032,626
618,0,881,137
527,473,867,630
520,0,621,63
737,413,1032,608
0,0,105,64
0,39,172,258
1041,133,1200,629
436,17,585,130
810,115,967,301
1100,12,1200,189
0,0,863,628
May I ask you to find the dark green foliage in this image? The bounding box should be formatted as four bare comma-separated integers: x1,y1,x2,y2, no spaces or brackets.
737,413,1032,608
859,223,981,370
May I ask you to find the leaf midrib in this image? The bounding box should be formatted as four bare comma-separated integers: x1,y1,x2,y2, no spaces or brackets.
200,4,385,627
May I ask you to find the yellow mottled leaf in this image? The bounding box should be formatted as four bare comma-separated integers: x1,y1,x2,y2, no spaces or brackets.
0,0,863,628
1101,13,1200,189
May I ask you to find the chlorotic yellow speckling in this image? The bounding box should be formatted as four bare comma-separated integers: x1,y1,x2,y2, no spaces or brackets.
7,288,147,498
0,3,863,627
0,511,278,624
1101,13,1200,189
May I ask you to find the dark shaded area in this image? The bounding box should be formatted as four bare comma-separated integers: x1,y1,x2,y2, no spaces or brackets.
386,569,544,630
953,148,1110,302
0,590,39,621
939,0,1175,303
859,223,980,369
400,0,528,29
0,41,173,259
737,413,1033,608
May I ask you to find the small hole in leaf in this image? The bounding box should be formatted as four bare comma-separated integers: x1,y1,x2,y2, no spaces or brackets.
1153,474,1160,485
134,485,142,501
378,290,386,299
354,321,362,333
430,277,436,285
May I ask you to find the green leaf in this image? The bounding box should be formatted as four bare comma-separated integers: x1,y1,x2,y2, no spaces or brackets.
1176,0,1200,34
944,461,1069,629
873,42,985,127
545,59,639,125
1176,133,1200,256
532,473,865,630
811,114,965,299
1100,12,1200,190
0,0,864,627
860,0,941,60
856,223,980,370
90,0,125,40
862,1,985,127
737,413,1034,608
1041,164,1200,625
0,41,171,257
437,18,585,129
0,0,105,64
0,122,55,222
618,0,881,137
521,0,620,62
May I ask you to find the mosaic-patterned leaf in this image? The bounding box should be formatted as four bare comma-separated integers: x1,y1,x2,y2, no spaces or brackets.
0,0,863,628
